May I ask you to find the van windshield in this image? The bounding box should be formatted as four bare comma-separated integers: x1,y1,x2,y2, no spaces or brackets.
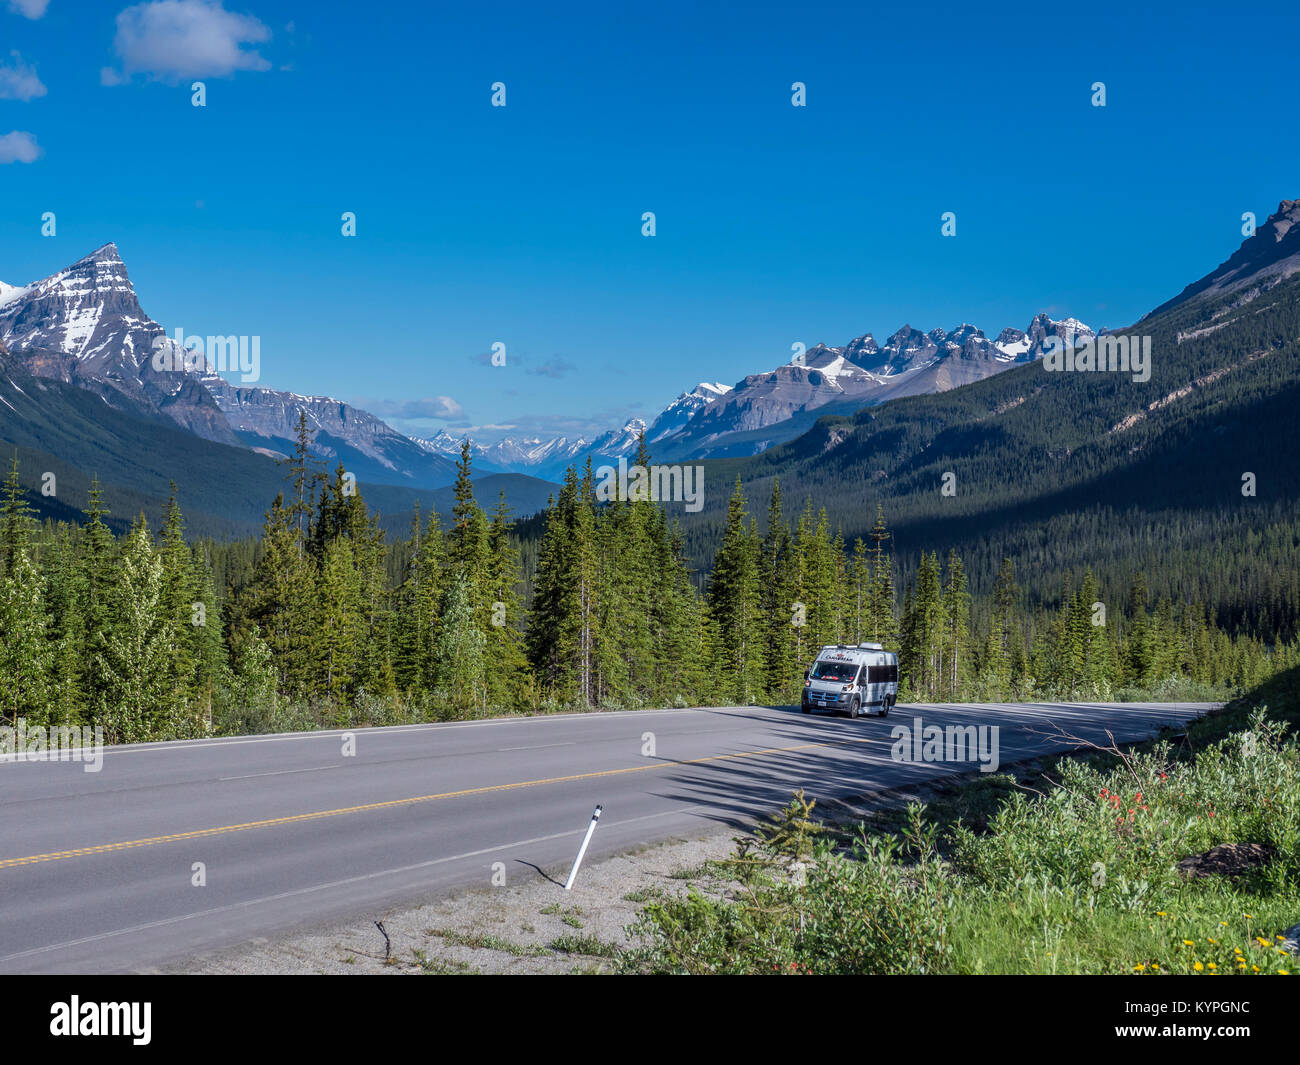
810,660,857,682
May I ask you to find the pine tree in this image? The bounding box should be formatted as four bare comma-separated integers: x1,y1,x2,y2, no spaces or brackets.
593,488,635,705
527,467,601,707
849,536,869,641
244,495,318,698
796,502,836,655
942,550,970,699
654,514,705,705
315,536,367,705
761,479,798,700
1124,573,1154,687
447,440,489,580
188,545,226,717
225,626,281,732
483,491,529,708
285,411,324,555
901,552,943,700
393,505,446,694
866,504,897,645
41,524,85,725
435,570,487,717
1,453,35,578
92,518,176,743
705,478,765,704
1073,568,1104,695
77,477,118,707
158,485,198,700
985,558,1019,695
0,547,54,724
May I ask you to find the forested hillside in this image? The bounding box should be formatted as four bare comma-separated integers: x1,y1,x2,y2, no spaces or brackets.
675,269,1300,643
3,414,1294,742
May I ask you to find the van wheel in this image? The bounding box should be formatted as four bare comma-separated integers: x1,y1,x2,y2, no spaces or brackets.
879,697,892,718
848,697,860,719
801,702,811,714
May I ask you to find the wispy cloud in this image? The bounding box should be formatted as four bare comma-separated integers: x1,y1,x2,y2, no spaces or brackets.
102,0,272,85
525,356,577,379
0,129,41,163
470,351,578,380
7,0,50,19
354,395,465,421
0,52,46,100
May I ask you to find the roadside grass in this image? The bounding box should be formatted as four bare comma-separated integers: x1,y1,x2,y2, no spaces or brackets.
667,862,716,881
549,933,620,958
411,948,479,975
424,928,552,958
619,668,1300,975
948,878,1297,975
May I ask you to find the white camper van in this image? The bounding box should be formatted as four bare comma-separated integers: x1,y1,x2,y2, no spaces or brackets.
801,643,898,718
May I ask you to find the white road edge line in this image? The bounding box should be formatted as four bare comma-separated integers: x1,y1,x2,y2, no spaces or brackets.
496,742,577,752
0,808,693,965
218,765,342,782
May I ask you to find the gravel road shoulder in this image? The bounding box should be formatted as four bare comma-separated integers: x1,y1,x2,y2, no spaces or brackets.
170,827,740,975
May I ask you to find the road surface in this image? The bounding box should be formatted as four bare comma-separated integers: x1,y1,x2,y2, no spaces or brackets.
0,700,1215,973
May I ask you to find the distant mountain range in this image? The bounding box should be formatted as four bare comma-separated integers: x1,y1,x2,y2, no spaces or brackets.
671,198,1300,638
0,242,1103,488
417,317,1099,477
0,244,458,490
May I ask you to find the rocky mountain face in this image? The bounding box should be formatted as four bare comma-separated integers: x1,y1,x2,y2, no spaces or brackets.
626,314,1095,460
0,244,238,444
646,382,732,442
0,245,457,487
1145,199,1300,317
202,376,457,487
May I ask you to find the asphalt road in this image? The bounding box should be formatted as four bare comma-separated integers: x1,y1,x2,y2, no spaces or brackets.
0,700,1215,973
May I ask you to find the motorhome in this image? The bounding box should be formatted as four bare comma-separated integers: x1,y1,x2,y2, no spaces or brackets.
801,643,898,718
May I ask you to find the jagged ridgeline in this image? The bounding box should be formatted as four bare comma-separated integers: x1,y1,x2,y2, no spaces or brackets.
675,203,1300,644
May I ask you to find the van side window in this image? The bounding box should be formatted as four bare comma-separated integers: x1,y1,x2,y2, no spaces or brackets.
867,664,898,683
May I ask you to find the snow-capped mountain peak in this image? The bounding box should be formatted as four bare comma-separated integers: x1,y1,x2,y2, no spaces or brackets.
0,281,30,310
643,381,733,442
0,242,149,366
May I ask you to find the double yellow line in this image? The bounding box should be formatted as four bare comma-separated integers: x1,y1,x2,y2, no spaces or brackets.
0,736,874,870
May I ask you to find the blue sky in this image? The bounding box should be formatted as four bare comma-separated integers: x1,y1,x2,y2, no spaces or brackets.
2,0,1298,443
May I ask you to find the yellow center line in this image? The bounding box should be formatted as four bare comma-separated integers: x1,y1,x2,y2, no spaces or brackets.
0,736,876,870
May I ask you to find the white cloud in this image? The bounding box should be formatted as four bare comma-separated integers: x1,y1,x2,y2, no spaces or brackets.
357,396,466,421
0,52,46,100
103,0,271,84
0,130,41,163
7,1,51,19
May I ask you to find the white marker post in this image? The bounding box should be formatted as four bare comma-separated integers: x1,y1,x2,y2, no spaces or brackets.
564,805,602,890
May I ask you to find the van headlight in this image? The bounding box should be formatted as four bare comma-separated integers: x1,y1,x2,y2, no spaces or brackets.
842,684,853,692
